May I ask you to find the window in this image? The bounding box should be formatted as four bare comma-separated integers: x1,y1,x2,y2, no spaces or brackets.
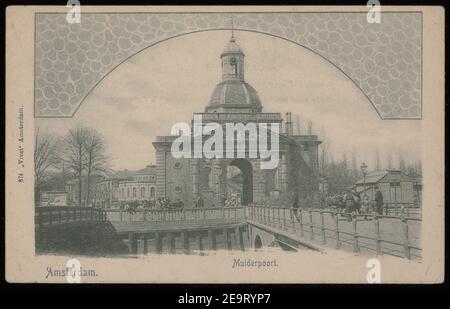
141,187,145,198
175,186,182,194
150,187,155,198
127,188,130,198
133,187,137,198
174,162,182,169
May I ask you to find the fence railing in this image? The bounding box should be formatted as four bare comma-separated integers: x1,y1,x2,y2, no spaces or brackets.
35,206,107,228
104,207,245,222
246,206,421,259
383,202,421,217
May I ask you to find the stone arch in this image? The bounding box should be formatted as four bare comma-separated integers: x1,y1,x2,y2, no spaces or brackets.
227,158,253,205
254,234,263,250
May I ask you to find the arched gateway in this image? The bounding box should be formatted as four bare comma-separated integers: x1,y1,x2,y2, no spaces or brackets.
152,32,322,208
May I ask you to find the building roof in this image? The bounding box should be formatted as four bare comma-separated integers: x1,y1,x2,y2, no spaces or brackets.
135,165,157,176
206,80,262,112
221,36,244,57
355,170,388,184
355,169,413,185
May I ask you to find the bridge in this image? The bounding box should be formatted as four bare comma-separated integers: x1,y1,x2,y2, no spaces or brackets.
35,205,421,259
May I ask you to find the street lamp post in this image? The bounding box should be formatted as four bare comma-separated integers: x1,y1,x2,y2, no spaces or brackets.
360,162,368,199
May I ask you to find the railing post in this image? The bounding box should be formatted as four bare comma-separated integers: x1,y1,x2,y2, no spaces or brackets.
402,216,411,259
320,211,326,245
299,209,304,237
334,212,340,249
309,210,314,241
352,214,360,253
373,212,381,256
277,208,281,229
283,208,287,230
143,209,146,221
290,209,296,233
270,208,274,227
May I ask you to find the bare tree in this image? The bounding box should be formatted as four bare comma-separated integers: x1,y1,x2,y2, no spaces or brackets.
61,127,88,206
398,150,406,172
34,129,56,204
83,129,109,206
350,149,358,180
387,150,392,169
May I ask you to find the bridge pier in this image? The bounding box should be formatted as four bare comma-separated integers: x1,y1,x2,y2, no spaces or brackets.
155,232,163,254
208,229,217,250
197,234,204,255
139,235,148,255
237,227,245,251
182,231,190,254
128,232,138,254
169,232,176,254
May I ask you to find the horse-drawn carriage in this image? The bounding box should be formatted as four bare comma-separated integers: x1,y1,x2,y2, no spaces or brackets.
326,191,372,219
157,197,184,210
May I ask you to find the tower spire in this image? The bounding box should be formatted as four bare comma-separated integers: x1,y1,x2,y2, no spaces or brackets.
230,16,235,41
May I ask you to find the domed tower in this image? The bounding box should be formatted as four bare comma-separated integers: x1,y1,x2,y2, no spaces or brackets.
205,33,263,113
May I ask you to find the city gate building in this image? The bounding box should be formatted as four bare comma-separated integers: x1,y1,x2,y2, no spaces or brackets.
152,33,321,208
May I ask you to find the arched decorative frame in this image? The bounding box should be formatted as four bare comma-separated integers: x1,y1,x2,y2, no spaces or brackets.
35,11,422,119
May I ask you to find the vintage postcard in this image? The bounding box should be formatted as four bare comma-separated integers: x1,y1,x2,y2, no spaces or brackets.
5,5,445,284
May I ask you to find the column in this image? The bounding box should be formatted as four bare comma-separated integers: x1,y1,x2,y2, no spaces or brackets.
191,159,200,196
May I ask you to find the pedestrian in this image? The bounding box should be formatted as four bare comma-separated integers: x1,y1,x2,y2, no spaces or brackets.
375,186,384,215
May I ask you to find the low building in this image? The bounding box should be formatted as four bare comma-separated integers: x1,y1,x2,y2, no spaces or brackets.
94,165,157,208
354,169,420,206
117,165,157,203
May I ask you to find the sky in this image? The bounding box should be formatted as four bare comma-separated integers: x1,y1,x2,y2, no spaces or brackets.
36,30,421,172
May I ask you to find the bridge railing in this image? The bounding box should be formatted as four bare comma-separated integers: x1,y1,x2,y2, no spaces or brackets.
35,206,107,228
245,206,421,259
383,202,421,218
104,207,245,222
